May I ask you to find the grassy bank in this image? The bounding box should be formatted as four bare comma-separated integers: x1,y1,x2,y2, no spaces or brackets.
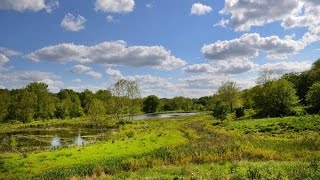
1,114,320,179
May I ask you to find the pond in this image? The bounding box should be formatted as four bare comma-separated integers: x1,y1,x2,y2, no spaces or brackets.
0,112,198,152
132,112,198,120
0,128,111,152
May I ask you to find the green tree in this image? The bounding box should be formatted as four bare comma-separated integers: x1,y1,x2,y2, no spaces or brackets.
253,79,299,117
0,89,10,122
10,89,37,123
112,79,130,119
143,95,160,113
283,59,320,104
217,81,241,112
55,101,69,119
181,97,193,111
87,98,105,125
57,89,83,119
112,79,141,120
95,89,113,114
306,82,320,113
196,96,214,110
162,98,174,111
282,72,310,104
127,81,142,117
79,89,95,114
212,101,229,123
241,89,254,109
26,82,56,120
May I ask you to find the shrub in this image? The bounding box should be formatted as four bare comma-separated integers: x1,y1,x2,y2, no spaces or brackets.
212,101,229,123
292,106,307,116
235,107,245,118
247,166,261,180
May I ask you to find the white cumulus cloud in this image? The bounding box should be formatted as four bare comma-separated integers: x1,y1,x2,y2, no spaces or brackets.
0,54,9,64
61,13,86,32
218,0,320,40
0,0,58,13
191,3,212,16
85,71,102,79
106,15,114,22
72,64,92,73
183,60,257,75
259,61,312,74
216,59,257,74
25,41,186,70
183,63,215,73
106,68,123,79
0,71,63,91
95,0,135,13
202,33,304,61
71,64,102,79
0,47,21,71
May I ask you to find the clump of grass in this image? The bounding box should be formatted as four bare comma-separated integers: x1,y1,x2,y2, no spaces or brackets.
126,131,135,138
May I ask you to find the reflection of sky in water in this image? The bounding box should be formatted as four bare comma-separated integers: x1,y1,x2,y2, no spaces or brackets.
75,134,85,146
51,135,60,149
50,134,86,150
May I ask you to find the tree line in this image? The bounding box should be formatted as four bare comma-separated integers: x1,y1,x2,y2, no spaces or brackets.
212,59,320,122
0,80,211,123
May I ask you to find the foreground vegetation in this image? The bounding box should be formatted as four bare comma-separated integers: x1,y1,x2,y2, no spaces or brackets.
1,113,319,179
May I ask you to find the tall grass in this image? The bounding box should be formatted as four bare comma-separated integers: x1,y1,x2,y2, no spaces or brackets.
1,114,319,179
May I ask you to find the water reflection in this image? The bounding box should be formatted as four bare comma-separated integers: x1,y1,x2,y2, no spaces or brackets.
74,134,85,146
132,112,198,120
50,135,61,149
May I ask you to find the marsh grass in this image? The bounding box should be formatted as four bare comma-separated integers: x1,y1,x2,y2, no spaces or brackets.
0,114,319,179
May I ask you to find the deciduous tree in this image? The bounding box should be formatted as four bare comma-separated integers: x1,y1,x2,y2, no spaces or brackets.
253,79,298,117
306,82,320,113
217,81,241,112
143,95,160,113
87,98,105,125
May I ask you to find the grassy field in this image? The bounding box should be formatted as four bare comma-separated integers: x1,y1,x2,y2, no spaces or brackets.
1,114,320,179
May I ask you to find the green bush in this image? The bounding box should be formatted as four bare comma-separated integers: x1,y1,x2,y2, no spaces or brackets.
292,106,307,116
126,131,135,138
235,107,245,118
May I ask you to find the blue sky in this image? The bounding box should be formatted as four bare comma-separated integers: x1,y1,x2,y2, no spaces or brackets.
0,0,319,97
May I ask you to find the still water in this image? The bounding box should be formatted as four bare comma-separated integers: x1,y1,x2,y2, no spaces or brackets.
132,112,198,120
0,128,109,152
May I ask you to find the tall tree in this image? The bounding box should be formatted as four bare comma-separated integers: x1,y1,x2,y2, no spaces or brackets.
241,89,254,109
10,89,37,123
112,79,130,119
87,98,105,125
217,81,241,112
253,79,299,117
79,89,95,114
127,81,142,117
57,89,83,119
95,89,113,114
26,82,55,120
112,79,141,120
306,82,320,113
283,59,320,104
143,95,160,113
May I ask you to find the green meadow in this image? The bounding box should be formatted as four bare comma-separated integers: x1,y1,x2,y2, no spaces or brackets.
1,113,319,179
